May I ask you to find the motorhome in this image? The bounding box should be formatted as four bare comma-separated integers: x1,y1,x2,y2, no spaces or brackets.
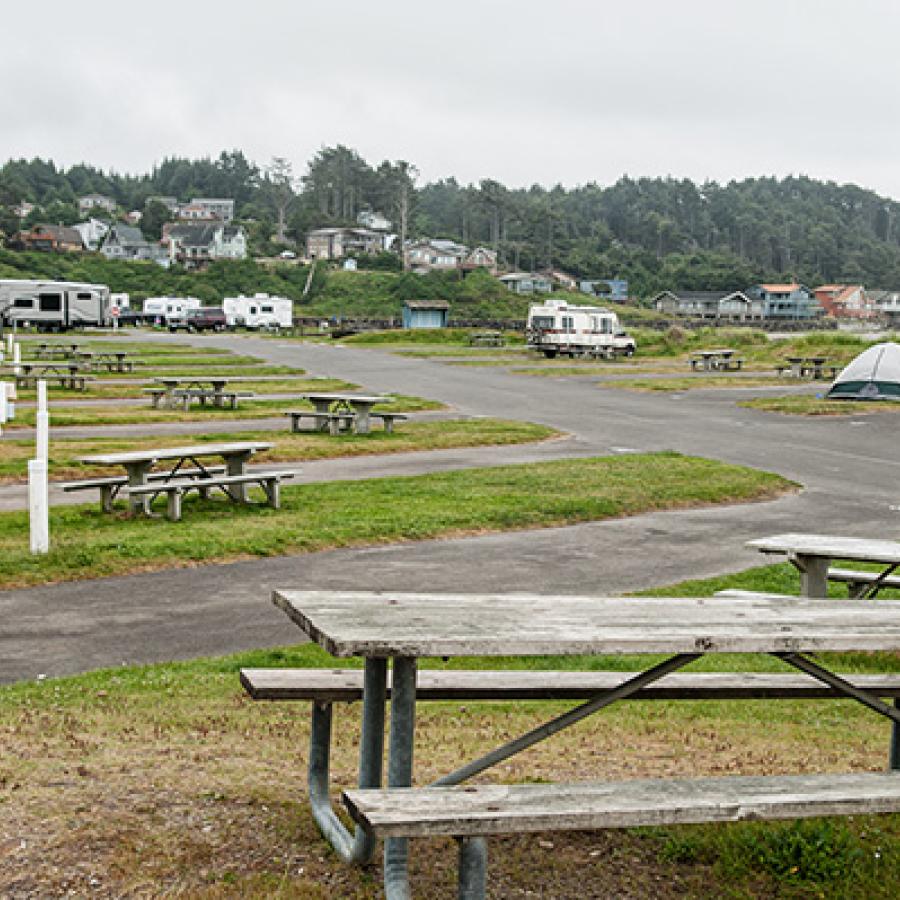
142,296,201,325
223,293,293,330
0,279,111,331
526,298,636,358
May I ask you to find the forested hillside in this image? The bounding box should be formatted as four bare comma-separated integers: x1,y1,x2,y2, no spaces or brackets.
4,148,900,295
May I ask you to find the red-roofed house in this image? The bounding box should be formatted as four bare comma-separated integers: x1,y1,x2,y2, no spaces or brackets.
813,284,874,319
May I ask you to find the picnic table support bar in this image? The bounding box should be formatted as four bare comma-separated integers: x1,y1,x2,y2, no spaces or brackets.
308,657,387,864
457,836,488,900
431,652,702,789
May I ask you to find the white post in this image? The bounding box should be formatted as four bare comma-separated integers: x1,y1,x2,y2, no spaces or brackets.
5,333,12,354
12,341,20,376
36,379,49,463
0,381,6,436
28,458,49,554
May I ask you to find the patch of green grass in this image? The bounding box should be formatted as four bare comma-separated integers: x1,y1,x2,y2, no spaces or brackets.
742,396,900,416
0,452,792,588
598,376,786,392
0,418,554,481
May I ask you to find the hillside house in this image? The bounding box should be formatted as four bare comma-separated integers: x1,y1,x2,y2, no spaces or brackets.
306,227,385,260
357,210,392,230
499,272,553,294
146,196,180,214
78,193,117,215
461,246,498,274
813,284,874,318
73,218,110,251
746,283,821,319
402,299,450,329
161,222,247,267
188,198,235,222
580,279,629,301
405,239,469,273
652,290,763,320
13,223,83,252
100,224,159,261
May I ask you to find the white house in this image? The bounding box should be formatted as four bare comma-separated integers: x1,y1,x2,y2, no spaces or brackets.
73,218,110,251
78,194,116,215
405,239,469,272
499,272,553,294
184,198,235,222
357,210,392,231
162,222,247,267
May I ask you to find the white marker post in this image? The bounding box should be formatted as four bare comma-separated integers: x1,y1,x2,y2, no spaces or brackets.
29,459,49,554
12,340,20,376
36,379,49,463
28,379,50,554
0,381,7,436
5,333,12,355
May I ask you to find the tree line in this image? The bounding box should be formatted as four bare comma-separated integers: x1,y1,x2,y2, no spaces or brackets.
4,147,900,296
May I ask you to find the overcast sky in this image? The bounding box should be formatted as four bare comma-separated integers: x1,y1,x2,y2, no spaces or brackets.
4,1,900,197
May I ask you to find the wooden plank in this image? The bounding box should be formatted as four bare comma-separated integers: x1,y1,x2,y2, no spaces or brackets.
81,442,272,465
748,534,900,564
829,567,900,588
272,590,900,658
240,667,900,702
128,471,296,494
343,772,900,838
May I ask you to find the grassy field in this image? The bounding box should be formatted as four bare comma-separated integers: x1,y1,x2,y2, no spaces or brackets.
0,453,791,589
0,419,558,482
3,561,900,897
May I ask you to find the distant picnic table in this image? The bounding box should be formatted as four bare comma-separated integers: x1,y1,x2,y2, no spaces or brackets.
146,377,253,409
688,348,743,371
66,441,294,519
468,330,506,347
3,360,92,390
298,392,393,435
776,356,839,379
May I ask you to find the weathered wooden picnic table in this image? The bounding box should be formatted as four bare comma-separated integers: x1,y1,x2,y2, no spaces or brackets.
468,331,506,347
148,377,251,409
32,342,83,359
78,441,273,514
301,392,391,435
80,350,136,372
272,589,900,897
748,533,900,598
7,360,92,389
778,356,836,379
688,348,740,371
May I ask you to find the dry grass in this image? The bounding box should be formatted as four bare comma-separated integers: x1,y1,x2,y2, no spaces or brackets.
1,662,894,898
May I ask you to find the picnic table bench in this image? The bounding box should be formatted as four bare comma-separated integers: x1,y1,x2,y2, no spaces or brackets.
32,342,82,359
688,349,740,371
8,361,93,390
776,357,839,379
267,589,900,897
146,378,253,409
84,351,137,373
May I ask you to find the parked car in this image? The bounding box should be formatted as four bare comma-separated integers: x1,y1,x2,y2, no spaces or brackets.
169,307,227,333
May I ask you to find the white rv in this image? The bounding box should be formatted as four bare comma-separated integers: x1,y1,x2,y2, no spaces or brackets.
0,279,111,331
526,299,636,358
223,293,292,330
142,296,201,325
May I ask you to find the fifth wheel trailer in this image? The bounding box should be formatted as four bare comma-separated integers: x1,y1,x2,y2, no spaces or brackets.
0,279,111,331
223,294,293,330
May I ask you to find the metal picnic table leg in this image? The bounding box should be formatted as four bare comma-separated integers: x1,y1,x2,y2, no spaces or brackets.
384,656,417,900
308,657,386,863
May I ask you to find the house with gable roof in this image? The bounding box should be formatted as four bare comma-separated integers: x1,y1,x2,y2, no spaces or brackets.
746,283,821,319
813,284,874,319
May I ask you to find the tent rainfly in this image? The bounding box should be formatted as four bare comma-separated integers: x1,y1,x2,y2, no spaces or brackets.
826,342,900,401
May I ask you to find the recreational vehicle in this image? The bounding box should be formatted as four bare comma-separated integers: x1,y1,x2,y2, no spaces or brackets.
526,299,636,358
0,279,111,331
142,296,201,325
223,293,293,330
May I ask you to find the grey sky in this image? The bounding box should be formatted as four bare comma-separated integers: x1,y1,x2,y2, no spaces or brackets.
4,0,900,197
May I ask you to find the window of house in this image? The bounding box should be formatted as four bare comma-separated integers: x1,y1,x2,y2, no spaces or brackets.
38,293,62,312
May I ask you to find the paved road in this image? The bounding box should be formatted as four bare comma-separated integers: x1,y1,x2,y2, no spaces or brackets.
2,331,896,683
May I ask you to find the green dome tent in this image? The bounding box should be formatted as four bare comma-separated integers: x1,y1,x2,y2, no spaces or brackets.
826,342,900,401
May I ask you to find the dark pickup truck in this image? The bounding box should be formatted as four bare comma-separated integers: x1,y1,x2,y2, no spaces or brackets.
168,307,227,332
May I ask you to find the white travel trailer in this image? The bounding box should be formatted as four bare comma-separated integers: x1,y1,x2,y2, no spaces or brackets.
0,279,111,331
223,293,293,330
526,298,636,358
142,296,201,324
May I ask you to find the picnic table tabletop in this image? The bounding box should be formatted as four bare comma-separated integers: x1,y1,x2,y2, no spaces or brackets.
691,348,735,357
748,533,900,565
272,590,900,658
302,392,391,404
154,376,230,386
81,441,272,466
